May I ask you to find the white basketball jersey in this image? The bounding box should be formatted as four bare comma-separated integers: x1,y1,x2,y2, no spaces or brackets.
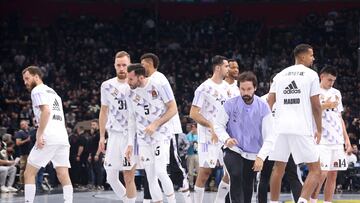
319,87,344,145
31,84,69,145
128,79,174,145
225,80,240,98
100,77,130,134
192,79,232,143
149,71,182,134
270,64,320,136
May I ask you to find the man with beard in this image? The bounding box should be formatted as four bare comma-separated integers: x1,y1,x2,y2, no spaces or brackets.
214,71,277,203
224,59,240,98
189,55,232,203
126,63,177,203
22,66,73,203
87,119,105,190
98,51,137,203
267,44,322,203
140,53,191,203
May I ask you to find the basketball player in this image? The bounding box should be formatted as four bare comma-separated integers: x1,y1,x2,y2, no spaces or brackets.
310,67,352,203
224,59,240,97
214,71,277,203
22,66,73,203
127,63,176,203
189,55,232,203
268,44,322,203
140,53,191,203
258,73,303,203
98,51,137,202
217,58,239,202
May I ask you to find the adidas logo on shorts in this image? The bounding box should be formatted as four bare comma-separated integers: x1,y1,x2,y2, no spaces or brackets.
283,81,301,94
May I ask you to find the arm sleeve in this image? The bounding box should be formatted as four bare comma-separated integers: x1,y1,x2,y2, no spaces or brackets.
191,86,205,108
310,74,321,97
337,90,344,112
32,92,50,107
158,83,175,103
214,104,231,143
257,113,277,161
100,83,109,106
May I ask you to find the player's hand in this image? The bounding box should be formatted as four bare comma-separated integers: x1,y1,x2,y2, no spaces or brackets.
145,122,158,136
314,131,321,144
252,157,264,172
209,126,219,144
98,137,106,153
36,134,45,149
225,138,238,148
345,139,352,154
125,145,133,161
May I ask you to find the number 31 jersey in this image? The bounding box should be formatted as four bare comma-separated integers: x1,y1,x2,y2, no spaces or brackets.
100,77,130,134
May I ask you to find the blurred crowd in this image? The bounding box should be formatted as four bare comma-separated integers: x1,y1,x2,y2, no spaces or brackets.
1,8,360,192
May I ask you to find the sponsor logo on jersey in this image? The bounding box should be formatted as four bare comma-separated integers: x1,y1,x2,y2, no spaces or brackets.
53,99,61,111
284,98,300,104
283,81,301,94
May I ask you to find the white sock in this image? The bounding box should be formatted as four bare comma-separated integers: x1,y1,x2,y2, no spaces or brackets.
214,180,230,203
297,197,308,203
324,201,332,203
270,201,279,203
63,185,73,203
143,199,151,203
124,196,137,203
310,198,317,203
166,193,176,203
194,186,205,203
25,184,36,203
182,190,192,203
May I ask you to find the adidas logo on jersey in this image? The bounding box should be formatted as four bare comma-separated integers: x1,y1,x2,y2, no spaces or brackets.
283,81,301,94
52,99,61,111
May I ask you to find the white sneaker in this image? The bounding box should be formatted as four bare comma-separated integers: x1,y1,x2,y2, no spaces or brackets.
1,186,10,193
6,186,18,192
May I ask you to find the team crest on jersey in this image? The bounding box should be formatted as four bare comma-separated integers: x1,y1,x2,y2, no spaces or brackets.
213,90,219,97
151,89,158,99
111,88,119,97
133,95,140,103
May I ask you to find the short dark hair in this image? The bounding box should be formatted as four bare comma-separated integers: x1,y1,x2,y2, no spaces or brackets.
91,119,99,124
22,66,44,79
140,53,159,69
238,71,257,88
127,63,146,76
228,59,237,63
211,55,227,71
293,44,313,58
320,66,337,77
